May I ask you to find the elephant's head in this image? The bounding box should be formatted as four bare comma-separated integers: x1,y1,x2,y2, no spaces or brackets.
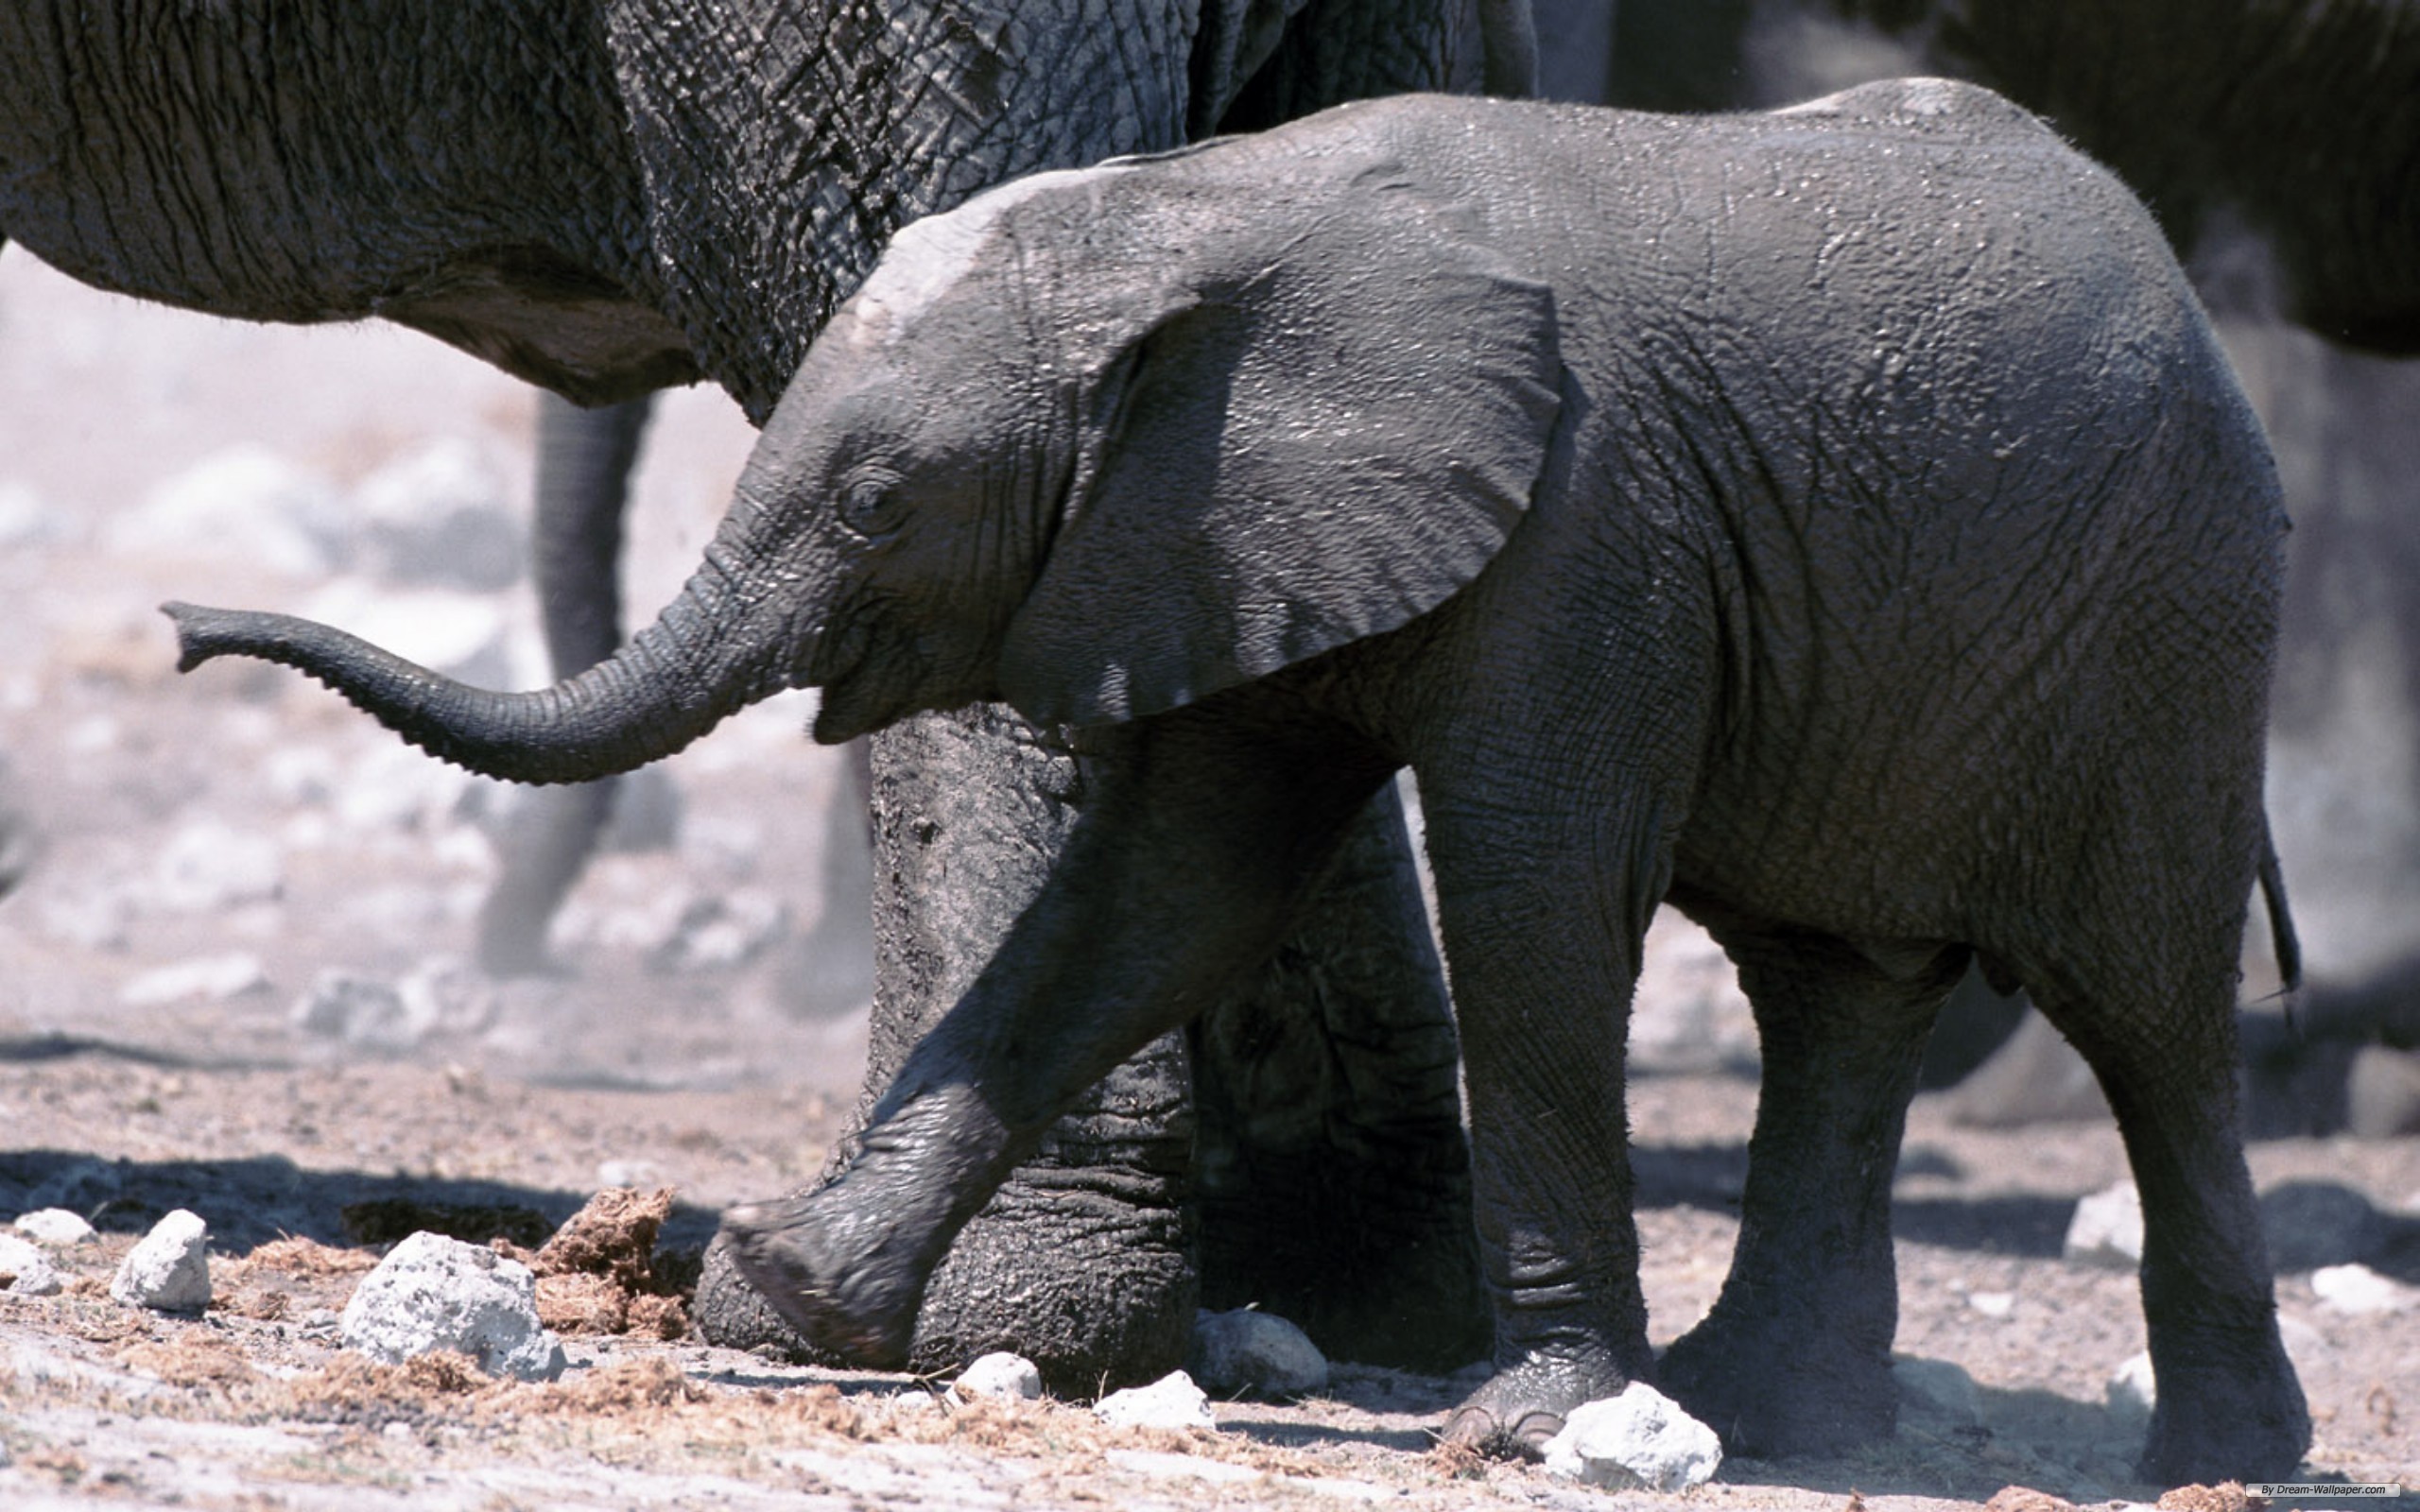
168,127,1565,777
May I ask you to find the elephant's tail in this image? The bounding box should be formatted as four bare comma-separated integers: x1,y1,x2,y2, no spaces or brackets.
2256,816,2303,1031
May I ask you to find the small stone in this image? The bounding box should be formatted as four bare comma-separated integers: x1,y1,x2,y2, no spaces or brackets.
2064,1180,2144,1268
14,1209,97,1246
1187,1308,1329,1400
151,820,285,913
1986,1488,2080,1512
111,1210,212,1312
0,1234,62,1296
111,445,348,576
120,953,270,1008
645,891,790,972
351,438,523,592
1094,1370,1218,1431
955,1351,1043,1400
1539,1383,1722,1491
291,971,414,1049
340,1230,565,1381
2311,1263,2417,1315
1896,1355,1983,1428
2106,1350,2156,1423
1967,1290,2016,1319
2258,1180,2384,1272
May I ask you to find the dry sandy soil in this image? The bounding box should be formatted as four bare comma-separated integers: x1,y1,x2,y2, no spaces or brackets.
2,253,2416,1511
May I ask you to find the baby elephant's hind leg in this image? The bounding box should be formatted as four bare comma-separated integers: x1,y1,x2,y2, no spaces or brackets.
1656,921,1966,1457
2027,956,2309,1484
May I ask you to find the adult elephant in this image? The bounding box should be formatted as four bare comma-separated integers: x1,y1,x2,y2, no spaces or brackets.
0,0,1528,1390
1547,0,2420,1116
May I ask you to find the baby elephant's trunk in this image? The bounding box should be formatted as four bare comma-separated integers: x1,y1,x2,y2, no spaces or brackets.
164,579,791,786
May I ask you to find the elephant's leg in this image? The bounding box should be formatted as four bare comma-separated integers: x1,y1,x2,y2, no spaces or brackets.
717,700,1399,1379
1654,919,1966,1456
1193,776,1489,1372
1423,799,1659,1452
475,391,651,976
696,704,1197,1389
2027,959,2309,1484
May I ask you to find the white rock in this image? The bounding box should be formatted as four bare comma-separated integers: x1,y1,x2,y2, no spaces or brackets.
0,480,61,548
1894,1355,1982,1429
955,1351,1044,1400
1966,1290,2015,1319
2106,1350,2156,1423
2064,1180,2144,1268
351,438,523,592
14,1209,97,1246
2311,1263,2418,1315
299,582,520,689
119,953,269,1008
1540,1383,1723,1491
151,820,284,913
111,444,347,576
1094,1370,1218,1431
0,1234,62,1296
111,1210,212,1312
644,891,790,972
336,742,478,835
36,887,133,952
340,1230,565,1381
290,971,424,1053
1188,1308,1330,1399
594,1160,666,1192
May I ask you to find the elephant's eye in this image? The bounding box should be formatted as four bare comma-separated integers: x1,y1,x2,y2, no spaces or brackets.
838,469,906,540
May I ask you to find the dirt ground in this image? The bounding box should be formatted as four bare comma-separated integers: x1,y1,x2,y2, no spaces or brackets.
2,253,2416,1511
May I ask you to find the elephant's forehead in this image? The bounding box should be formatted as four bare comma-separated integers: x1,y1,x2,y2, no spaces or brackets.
848,164,1113,347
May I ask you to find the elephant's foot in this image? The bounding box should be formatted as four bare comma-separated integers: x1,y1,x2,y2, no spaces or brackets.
1657,1304,1896,1458
1440,1349,1639,1456
2134,1326,2308,1486
717,1191,923,1369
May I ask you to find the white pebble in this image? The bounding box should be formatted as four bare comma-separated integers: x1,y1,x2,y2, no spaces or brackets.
2311,1263,2416,1315
1188,1308,1329,1399
1095,1370,1218,1431
2063,1180,2143,1268
111,1210,212,1312
340,1230,565,1380
0,1235,62,1296
1540,1383,1722,1490
956,1351,1044,1400
14,1209,97,1246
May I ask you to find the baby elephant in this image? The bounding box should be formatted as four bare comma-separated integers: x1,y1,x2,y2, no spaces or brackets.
170,81,2308,1481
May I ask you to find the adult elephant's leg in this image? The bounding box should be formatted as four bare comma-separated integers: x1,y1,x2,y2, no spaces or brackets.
1193,777,1489,1371
475,391,651,976
696,705,1483,1388
694,704,1199,1393
1654,919,1965,1456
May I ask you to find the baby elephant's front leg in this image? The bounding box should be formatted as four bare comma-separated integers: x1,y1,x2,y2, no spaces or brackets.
722,699,1399,1371
722,1080,1015,1367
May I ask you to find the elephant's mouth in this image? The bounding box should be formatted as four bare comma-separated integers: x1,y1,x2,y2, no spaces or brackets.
806,618,907,746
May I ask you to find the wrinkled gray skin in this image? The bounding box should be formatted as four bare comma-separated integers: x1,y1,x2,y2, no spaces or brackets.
169,82,2311,1481
2,0,1510,1391
1544,0,2420,1111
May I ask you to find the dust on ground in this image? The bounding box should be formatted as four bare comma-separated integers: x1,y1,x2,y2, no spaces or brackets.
3,236,2417,1512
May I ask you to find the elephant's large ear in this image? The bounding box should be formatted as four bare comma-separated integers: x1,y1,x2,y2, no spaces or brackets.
996,190,1564,728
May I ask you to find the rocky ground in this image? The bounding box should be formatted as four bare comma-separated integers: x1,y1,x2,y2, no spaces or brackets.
2,250,2416,1510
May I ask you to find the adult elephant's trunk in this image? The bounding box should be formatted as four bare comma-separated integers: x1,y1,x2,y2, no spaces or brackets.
164,508,803,786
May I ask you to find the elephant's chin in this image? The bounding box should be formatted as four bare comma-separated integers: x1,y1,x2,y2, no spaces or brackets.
812,673,916,746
